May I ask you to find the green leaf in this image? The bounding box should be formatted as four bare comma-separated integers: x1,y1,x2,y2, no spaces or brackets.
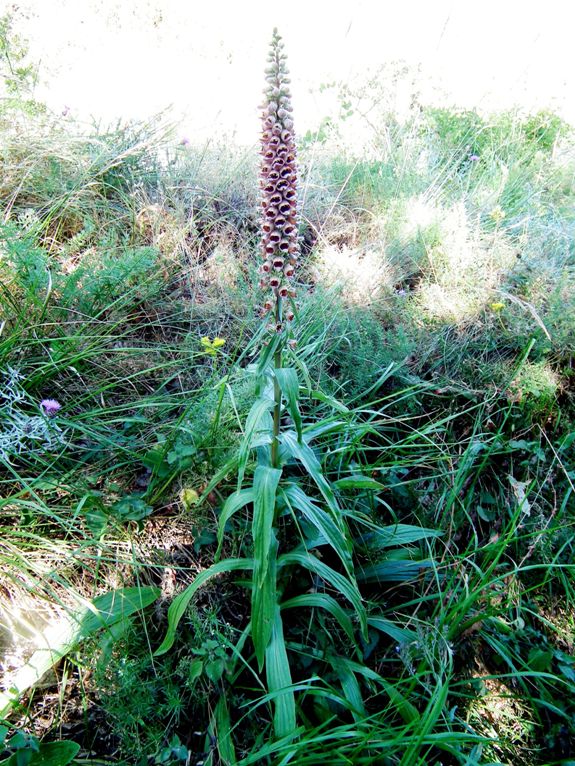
265,606,296,740
274,367,302,441
238,397,274,488
310,390,350,413
281,593,357,649
367,616,417,644
360,524,443,549
281,484,352,572
111,494,153,522
0,587,160,719
528,648,553,672
252,466,282,669
333,476,385,491
205,658,225,683
559,663,575,682
357,558,434,583
328,657,365,720
281,432,337,512
281,432,352,567
1,742,81,766
216,487,254,555
188,658,204,683
154,559,253,656
279,551,367,639
214,695,236,766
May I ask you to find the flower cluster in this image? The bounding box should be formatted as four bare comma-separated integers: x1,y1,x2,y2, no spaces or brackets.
259,29,298,328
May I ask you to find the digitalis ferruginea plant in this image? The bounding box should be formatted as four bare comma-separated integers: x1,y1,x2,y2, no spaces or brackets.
259,28,298,331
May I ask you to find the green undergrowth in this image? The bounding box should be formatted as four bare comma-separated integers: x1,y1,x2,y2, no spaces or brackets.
1,30,575,766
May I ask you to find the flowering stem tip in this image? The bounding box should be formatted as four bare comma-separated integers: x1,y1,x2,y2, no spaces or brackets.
259,29,299,333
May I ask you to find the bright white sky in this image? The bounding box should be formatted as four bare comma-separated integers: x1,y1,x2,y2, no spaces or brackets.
8,0,575,143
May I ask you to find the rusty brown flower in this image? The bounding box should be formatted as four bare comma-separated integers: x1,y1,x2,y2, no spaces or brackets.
259,28,299,326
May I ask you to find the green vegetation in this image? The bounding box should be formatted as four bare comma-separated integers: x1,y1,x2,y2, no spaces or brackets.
1,20,575,766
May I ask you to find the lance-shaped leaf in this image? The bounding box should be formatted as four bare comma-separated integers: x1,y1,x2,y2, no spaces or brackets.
279,550,367,639
217,487,255,556
155,559,253,656
274,367,302,441
266,605,296,740
281,483,352,573
237,396,274,488
0,587,160,718
252,465,282,668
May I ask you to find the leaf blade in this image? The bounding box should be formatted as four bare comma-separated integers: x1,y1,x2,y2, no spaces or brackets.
154,559,253,656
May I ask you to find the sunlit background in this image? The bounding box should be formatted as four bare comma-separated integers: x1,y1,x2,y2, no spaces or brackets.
7,0,575,142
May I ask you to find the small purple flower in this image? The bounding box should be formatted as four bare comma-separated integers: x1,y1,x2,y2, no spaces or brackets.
40,399,62,417
468,154,480,162
180,136,190,147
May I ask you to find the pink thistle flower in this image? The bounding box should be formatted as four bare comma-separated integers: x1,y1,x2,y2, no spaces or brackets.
40,399,61,417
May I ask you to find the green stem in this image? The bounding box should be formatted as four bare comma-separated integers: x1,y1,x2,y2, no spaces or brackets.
271,295,283,468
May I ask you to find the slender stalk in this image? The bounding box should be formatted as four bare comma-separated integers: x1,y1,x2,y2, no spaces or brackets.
271,296,283,468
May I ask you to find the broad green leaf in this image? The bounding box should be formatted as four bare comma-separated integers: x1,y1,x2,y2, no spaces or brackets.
0,586,160,719
265,606,296,740
281,484,352,572
154,559,253,656
367,616,417,644
333,476,385,491
528,648,553,672
281,593,357,649
253,532,279,672
237,397,274,488
79,587,160,636
360,524,443,549
188,658,204,683
205,657,225,683
1,741,81,766
216,487,255,555
252,466,282,669
279,551,367,638
357,558,434,583
274,367,302,441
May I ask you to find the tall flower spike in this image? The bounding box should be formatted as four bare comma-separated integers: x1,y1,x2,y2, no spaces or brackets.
259,28,298,327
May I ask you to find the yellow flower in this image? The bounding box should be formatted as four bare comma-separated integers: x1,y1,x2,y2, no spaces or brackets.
200,336,226,356
180,487,200,510
489,206,506,223
490,302,505,312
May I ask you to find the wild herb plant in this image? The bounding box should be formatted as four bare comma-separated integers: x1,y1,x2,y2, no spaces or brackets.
154,29,371,747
